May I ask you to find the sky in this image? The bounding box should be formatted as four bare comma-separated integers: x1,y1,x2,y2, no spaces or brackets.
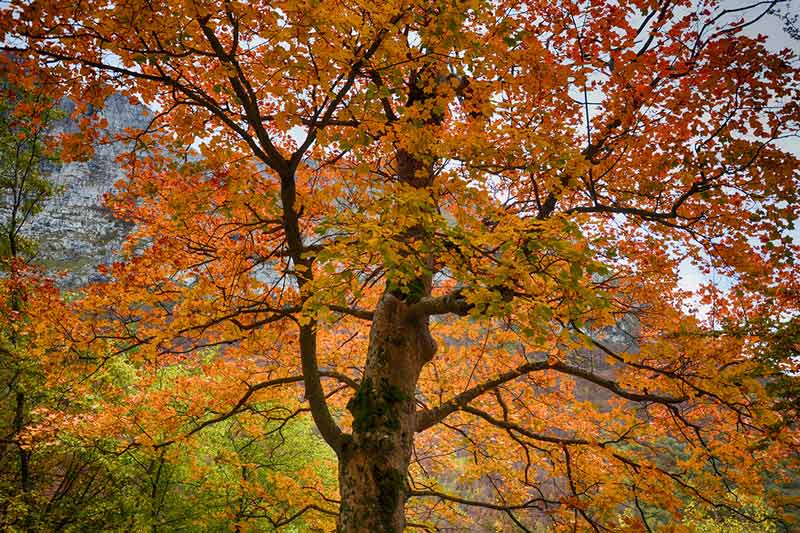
677,2,800,318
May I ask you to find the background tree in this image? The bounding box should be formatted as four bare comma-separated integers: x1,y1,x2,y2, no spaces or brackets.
0,60,336,531
0,56,63,526
2,0,799,531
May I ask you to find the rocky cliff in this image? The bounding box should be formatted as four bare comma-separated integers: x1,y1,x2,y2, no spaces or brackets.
30,94,147,285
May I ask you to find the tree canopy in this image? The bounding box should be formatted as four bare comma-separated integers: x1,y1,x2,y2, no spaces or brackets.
1,0,799,530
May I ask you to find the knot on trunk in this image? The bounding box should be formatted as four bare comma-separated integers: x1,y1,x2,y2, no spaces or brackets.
373,293,438,365
415,322,437,363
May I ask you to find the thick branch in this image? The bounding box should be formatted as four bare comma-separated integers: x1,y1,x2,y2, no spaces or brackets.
405,289,472,319
405,286,513,320
328,304,374,321
416,360,549,432
549,361,687,405
416,359,685,432
299,325,345,452
196,16,288,172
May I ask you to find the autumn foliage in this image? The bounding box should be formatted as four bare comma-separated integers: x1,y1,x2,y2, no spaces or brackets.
1,0,799,530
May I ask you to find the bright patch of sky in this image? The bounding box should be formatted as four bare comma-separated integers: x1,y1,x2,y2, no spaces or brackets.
558,1,799,319
676,2,800,319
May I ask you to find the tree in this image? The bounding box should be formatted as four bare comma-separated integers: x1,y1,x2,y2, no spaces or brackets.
0,56,63,526
1,58,337,533
2,0,799,530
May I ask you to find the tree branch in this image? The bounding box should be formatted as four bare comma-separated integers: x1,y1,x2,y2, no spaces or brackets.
416,360,550,432
408,488,558,512
154,370,356,449
416,359,685,432
460,405,591,446
548,361,686,405
405,289,472,319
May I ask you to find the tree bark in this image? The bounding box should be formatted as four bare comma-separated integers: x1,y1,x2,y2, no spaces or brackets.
336,293,436,532
336,91,439,531
14,391,30,495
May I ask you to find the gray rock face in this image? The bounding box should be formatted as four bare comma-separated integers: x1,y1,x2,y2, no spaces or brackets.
29,94,148,285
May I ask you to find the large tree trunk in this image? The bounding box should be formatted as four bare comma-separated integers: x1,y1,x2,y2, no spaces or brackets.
337,293,436,532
